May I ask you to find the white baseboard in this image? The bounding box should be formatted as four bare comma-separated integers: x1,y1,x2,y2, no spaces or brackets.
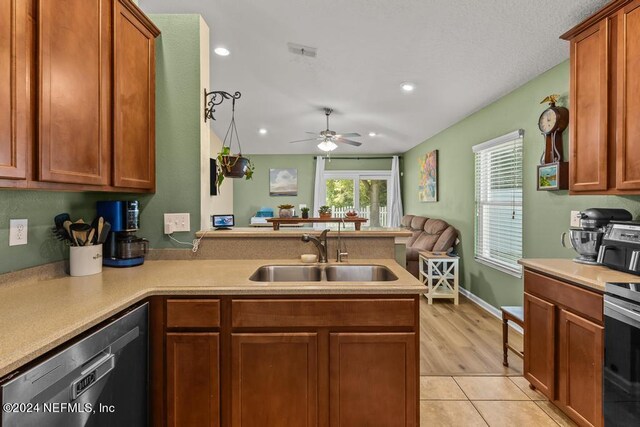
458,287,524,335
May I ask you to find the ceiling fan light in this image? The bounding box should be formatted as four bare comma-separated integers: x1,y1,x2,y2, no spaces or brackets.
317,140,338,152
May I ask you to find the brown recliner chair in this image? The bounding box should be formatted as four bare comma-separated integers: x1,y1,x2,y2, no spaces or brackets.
401,214,458,277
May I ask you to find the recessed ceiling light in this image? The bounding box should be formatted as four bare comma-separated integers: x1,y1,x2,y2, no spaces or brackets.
401,82,415,92
214,47,230,56
368,132,377,137
258,128,267,135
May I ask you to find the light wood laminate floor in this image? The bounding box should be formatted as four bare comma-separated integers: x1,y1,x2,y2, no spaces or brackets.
420,295,523,376
419,296,577,426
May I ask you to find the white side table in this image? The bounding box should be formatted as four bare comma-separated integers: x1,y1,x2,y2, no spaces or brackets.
418,251,459,305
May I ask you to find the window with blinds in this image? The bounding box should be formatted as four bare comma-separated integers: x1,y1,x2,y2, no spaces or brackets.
473,130,523,277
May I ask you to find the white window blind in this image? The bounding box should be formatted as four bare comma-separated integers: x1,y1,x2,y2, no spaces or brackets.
473,130,523,277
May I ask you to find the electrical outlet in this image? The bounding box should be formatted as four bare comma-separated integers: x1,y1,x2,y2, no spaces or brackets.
9,219,28,246
570,210,581,228
164,213,190,234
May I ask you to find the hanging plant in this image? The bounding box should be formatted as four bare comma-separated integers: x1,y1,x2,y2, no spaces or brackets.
215,96,254,190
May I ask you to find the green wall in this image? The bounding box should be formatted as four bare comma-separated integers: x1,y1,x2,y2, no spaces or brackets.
233,156,396,226
0,14,203,275
403,60,640,309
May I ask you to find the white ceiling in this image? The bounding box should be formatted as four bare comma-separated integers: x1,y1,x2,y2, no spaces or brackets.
139,0,607,155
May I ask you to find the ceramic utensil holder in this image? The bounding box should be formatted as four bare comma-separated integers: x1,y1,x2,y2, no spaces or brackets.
70,244,103,277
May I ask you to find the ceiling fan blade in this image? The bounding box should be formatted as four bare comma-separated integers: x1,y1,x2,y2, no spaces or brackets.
305,131,320,135
336,138,362,147
337,132,361,138
288,138,318,144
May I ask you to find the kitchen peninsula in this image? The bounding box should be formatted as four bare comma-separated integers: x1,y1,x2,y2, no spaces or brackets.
183,227,412,262
0,258,424,426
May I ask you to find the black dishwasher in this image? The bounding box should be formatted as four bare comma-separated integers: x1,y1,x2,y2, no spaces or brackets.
1,303,148,427
604,283,640,426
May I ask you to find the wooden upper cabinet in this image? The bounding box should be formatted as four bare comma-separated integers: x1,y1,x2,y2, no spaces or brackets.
616,0,640,190
523,292,556,400
0,0,30,180
113,0,158,190
569,20,610,192
557,309,604,427
38,0,111,185
563,0,640,194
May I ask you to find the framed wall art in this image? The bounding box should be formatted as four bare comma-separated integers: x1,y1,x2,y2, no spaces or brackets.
418,150,438,202
269,168,298,196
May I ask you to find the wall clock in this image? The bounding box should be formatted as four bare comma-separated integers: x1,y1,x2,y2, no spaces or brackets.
538,94,569,164
537,94,569,191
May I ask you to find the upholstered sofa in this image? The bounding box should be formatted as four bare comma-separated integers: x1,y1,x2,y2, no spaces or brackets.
401,214,458,277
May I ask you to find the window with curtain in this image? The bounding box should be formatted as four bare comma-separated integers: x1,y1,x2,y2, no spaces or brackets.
473,130,523,277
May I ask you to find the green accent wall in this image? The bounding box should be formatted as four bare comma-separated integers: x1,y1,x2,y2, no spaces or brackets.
233,156,396,226
0,14,203,275
402,60,640,309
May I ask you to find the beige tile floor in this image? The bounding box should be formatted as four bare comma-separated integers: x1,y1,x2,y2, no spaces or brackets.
420,376,578,426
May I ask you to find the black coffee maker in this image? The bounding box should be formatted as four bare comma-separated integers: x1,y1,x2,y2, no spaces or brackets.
97,201,149,267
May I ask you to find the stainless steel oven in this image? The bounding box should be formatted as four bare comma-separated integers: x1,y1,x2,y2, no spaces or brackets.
604,283,640,426
1,303,148,427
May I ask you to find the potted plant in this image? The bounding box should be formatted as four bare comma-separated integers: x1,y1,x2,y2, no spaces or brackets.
318,205,332,219
216,146,254,190
300,207,310,219
278,204,295,218
345,209,358,218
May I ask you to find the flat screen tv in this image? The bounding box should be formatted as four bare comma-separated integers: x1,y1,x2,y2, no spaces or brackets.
212,214,234,230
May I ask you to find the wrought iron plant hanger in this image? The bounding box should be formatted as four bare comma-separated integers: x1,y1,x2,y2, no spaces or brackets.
203,89,241,122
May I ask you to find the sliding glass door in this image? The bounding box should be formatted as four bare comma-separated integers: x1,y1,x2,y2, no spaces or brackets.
325,171,390,228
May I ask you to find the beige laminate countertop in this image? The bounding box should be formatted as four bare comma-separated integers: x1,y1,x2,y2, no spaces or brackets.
0,259,424,378
195,227,412,238
519,258,640,292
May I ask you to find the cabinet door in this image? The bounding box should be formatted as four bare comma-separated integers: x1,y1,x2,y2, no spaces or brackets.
166,333,220,427
558,309,604,427
569,20,610,192
524,292,556,399
38,0,111,185
113,0,155,190
616,0,640,190
231,333,318,427
329,333,417,427
0,0,29,180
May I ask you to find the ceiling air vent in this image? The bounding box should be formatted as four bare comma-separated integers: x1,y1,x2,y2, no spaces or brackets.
287,42,317,58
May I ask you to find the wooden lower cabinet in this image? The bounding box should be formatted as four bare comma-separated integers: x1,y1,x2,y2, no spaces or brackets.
329,333,416,427
231,333,318,427
155,296,420,427
558,309,604,427
166,333,220,427
523,269,604,427
524,292,556,399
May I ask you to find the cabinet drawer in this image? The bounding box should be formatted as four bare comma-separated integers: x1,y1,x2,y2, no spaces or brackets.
232,299,416,328
167,299,220,328
524,270,603,324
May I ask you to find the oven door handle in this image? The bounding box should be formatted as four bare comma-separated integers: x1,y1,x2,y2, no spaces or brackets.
605,299,640,328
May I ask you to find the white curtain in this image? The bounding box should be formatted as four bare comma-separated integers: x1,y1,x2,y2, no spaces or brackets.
388,155,404,227
312,156,326,222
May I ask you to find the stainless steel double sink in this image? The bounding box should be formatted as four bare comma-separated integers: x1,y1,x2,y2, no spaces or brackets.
249,264,398,282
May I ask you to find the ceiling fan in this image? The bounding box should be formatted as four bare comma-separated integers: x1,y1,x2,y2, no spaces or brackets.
288,108,361,152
